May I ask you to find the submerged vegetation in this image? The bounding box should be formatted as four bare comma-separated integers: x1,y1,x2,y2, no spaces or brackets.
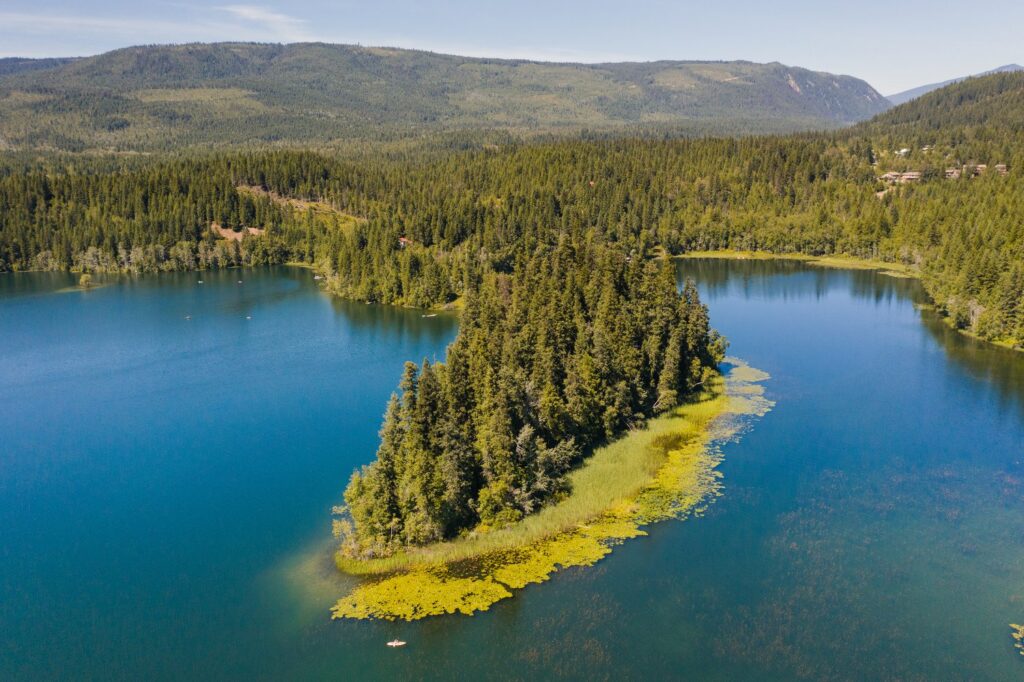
331,360,772,620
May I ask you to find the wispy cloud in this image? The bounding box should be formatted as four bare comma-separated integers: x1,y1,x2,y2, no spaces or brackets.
0,12,211,36
0,5,323,57
217,5,314,42
0,5,626,62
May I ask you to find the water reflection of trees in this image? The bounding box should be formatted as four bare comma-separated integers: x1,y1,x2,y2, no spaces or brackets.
328,297,457,350
918,305,1024,419
0,271,79,299
676,258,924,305
678,257,1024,419
190,265,457,348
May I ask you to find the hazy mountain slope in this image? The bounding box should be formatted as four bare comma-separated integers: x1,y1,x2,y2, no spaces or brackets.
0,42,890,152
0,57,79,78
886,64,1023,105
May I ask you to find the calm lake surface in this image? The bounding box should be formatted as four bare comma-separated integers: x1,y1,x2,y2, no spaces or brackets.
2,261,1023,680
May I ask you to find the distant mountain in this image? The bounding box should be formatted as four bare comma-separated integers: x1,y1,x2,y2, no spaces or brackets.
0,42,890,152
886,64,1023,105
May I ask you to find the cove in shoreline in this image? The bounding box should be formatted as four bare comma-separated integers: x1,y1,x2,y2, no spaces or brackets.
677,250,917,279
329,358,773,621
682,251,1023,353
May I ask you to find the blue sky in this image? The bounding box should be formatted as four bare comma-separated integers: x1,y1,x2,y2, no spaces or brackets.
1,0,1021,94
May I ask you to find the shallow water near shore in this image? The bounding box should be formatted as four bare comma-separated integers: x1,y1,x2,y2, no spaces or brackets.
2,261,1024,680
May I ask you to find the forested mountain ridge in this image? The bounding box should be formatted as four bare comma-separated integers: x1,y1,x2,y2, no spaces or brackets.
0,42,889,152
886,64,1023,105
858,70,1024,142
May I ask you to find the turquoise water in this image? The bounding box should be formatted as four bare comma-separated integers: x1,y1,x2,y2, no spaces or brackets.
2,261,1023,680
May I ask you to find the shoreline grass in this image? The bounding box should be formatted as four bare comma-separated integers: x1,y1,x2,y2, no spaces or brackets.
678,249,918,278
336,375,728,576
330,359,773,620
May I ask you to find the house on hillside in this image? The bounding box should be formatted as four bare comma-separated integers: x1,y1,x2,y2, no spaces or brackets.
879,171,922,184
398,236,413,248
945,168,962,179
995,164,1009,176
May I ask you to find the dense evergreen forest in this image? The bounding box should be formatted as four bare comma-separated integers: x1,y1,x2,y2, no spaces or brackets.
1,68,1021,550
341,243,724,550
2,72,1021,345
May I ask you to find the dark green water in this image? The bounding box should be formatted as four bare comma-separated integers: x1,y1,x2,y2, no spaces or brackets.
2,261,1023,680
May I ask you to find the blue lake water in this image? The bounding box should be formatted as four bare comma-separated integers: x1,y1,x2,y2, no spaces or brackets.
1,261,1023,680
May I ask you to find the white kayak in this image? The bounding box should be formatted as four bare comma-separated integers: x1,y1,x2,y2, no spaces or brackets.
386,640,406,648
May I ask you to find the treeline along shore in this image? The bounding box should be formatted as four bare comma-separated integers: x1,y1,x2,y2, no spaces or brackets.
2,73,1023,348
1,71,1023,560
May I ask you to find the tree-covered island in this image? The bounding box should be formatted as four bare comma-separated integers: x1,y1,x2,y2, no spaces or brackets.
337,240,725,556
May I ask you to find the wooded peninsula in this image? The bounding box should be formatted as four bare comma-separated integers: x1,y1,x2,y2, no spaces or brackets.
1,72,1023,575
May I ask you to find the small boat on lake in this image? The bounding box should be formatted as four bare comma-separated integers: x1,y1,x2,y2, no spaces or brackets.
386,640,406,648
422,313,437,318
